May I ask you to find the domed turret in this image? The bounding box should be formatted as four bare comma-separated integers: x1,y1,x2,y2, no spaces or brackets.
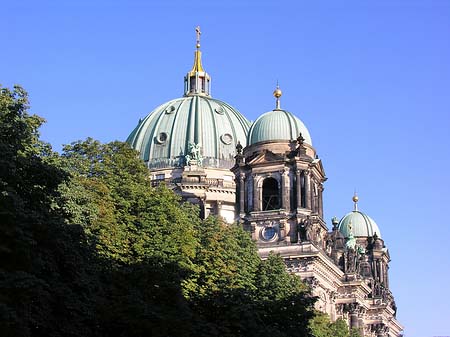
247,87,312,146
338,194,382,238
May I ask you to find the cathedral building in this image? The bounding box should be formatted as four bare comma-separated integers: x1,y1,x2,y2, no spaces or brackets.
126,28,403,337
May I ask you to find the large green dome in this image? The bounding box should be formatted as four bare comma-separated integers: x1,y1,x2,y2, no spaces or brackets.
127,95,250,169
338,210,382,238
247,109,312,146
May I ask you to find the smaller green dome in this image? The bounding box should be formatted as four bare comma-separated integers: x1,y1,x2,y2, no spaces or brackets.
338,211,381,238
247,109,312,146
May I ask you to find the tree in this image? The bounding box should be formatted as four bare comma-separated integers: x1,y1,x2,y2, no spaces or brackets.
184,219,316,337
255,253,315,337
57,138,202,336
309,311,362,337
0,85,101,336
58,139,199,270
184,217,259,299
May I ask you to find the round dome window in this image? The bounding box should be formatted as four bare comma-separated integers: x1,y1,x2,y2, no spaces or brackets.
220,133,233,145
215,106,224,115
165,106,176,114
156,132,168,144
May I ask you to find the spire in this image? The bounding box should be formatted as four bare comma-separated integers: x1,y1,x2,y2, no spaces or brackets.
352,192,359,211
189,26,205,74
184,26,211,97
273,83,282,109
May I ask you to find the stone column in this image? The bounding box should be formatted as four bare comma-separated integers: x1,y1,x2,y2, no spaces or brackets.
253,174,259,211
380,261,384,285
250,222,257,241
318,186,324,218
310,181,315,213
296,169,302,209
376,260,381,282
281,168,290,210
383,262,389,287
199,198,206,219
372,259,378,279
239,172,245,215
247,174,253,211
217,201,222,218
348,303,359,330
305,171,312,210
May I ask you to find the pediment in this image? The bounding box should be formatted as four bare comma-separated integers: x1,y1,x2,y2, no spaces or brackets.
247,150,284,165
311,158,326,178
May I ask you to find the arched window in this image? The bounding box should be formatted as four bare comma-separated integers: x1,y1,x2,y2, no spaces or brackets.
262,177,280,210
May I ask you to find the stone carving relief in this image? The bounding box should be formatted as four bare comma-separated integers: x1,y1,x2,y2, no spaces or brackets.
304,276,319,288
287,259,310,273
371,323,389,335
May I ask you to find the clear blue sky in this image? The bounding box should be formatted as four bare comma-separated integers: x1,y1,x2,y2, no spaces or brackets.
3,1,450,336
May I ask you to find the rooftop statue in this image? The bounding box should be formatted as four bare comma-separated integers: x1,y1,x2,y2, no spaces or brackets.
185,142,203,166
345,222,357,250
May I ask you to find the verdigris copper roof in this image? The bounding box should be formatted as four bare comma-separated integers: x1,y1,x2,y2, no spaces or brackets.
338,210,382,239
247,109,312,146
127,95,250,169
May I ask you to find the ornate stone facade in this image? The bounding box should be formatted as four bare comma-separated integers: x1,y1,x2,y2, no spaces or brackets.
231,128,403,337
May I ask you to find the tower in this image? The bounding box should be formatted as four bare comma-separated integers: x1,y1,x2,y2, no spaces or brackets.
232,87,327,249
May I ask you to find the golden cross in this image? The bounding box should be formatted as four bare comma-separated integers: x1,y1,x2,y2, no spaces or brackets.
195,26,201,49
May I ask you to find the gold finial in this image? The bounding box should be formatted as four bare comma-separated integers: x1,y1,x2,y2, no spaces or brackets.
185,26,210,97
352,192,359,211
189,26,205,74
273,83,282,109
195,26,201,49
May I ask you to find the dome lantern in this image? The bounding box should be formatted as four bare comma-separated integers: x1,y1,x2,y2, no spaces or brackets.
184,26,211,97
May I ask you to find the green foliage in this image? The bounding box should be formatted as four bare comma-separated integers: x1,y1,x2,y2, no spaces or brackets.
58,139,199,269
0,85,101,336
185,219,315,337
257,252,308,301
309,312,362,337
350,327,363,337
254,254,315,337
184,217,259,299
